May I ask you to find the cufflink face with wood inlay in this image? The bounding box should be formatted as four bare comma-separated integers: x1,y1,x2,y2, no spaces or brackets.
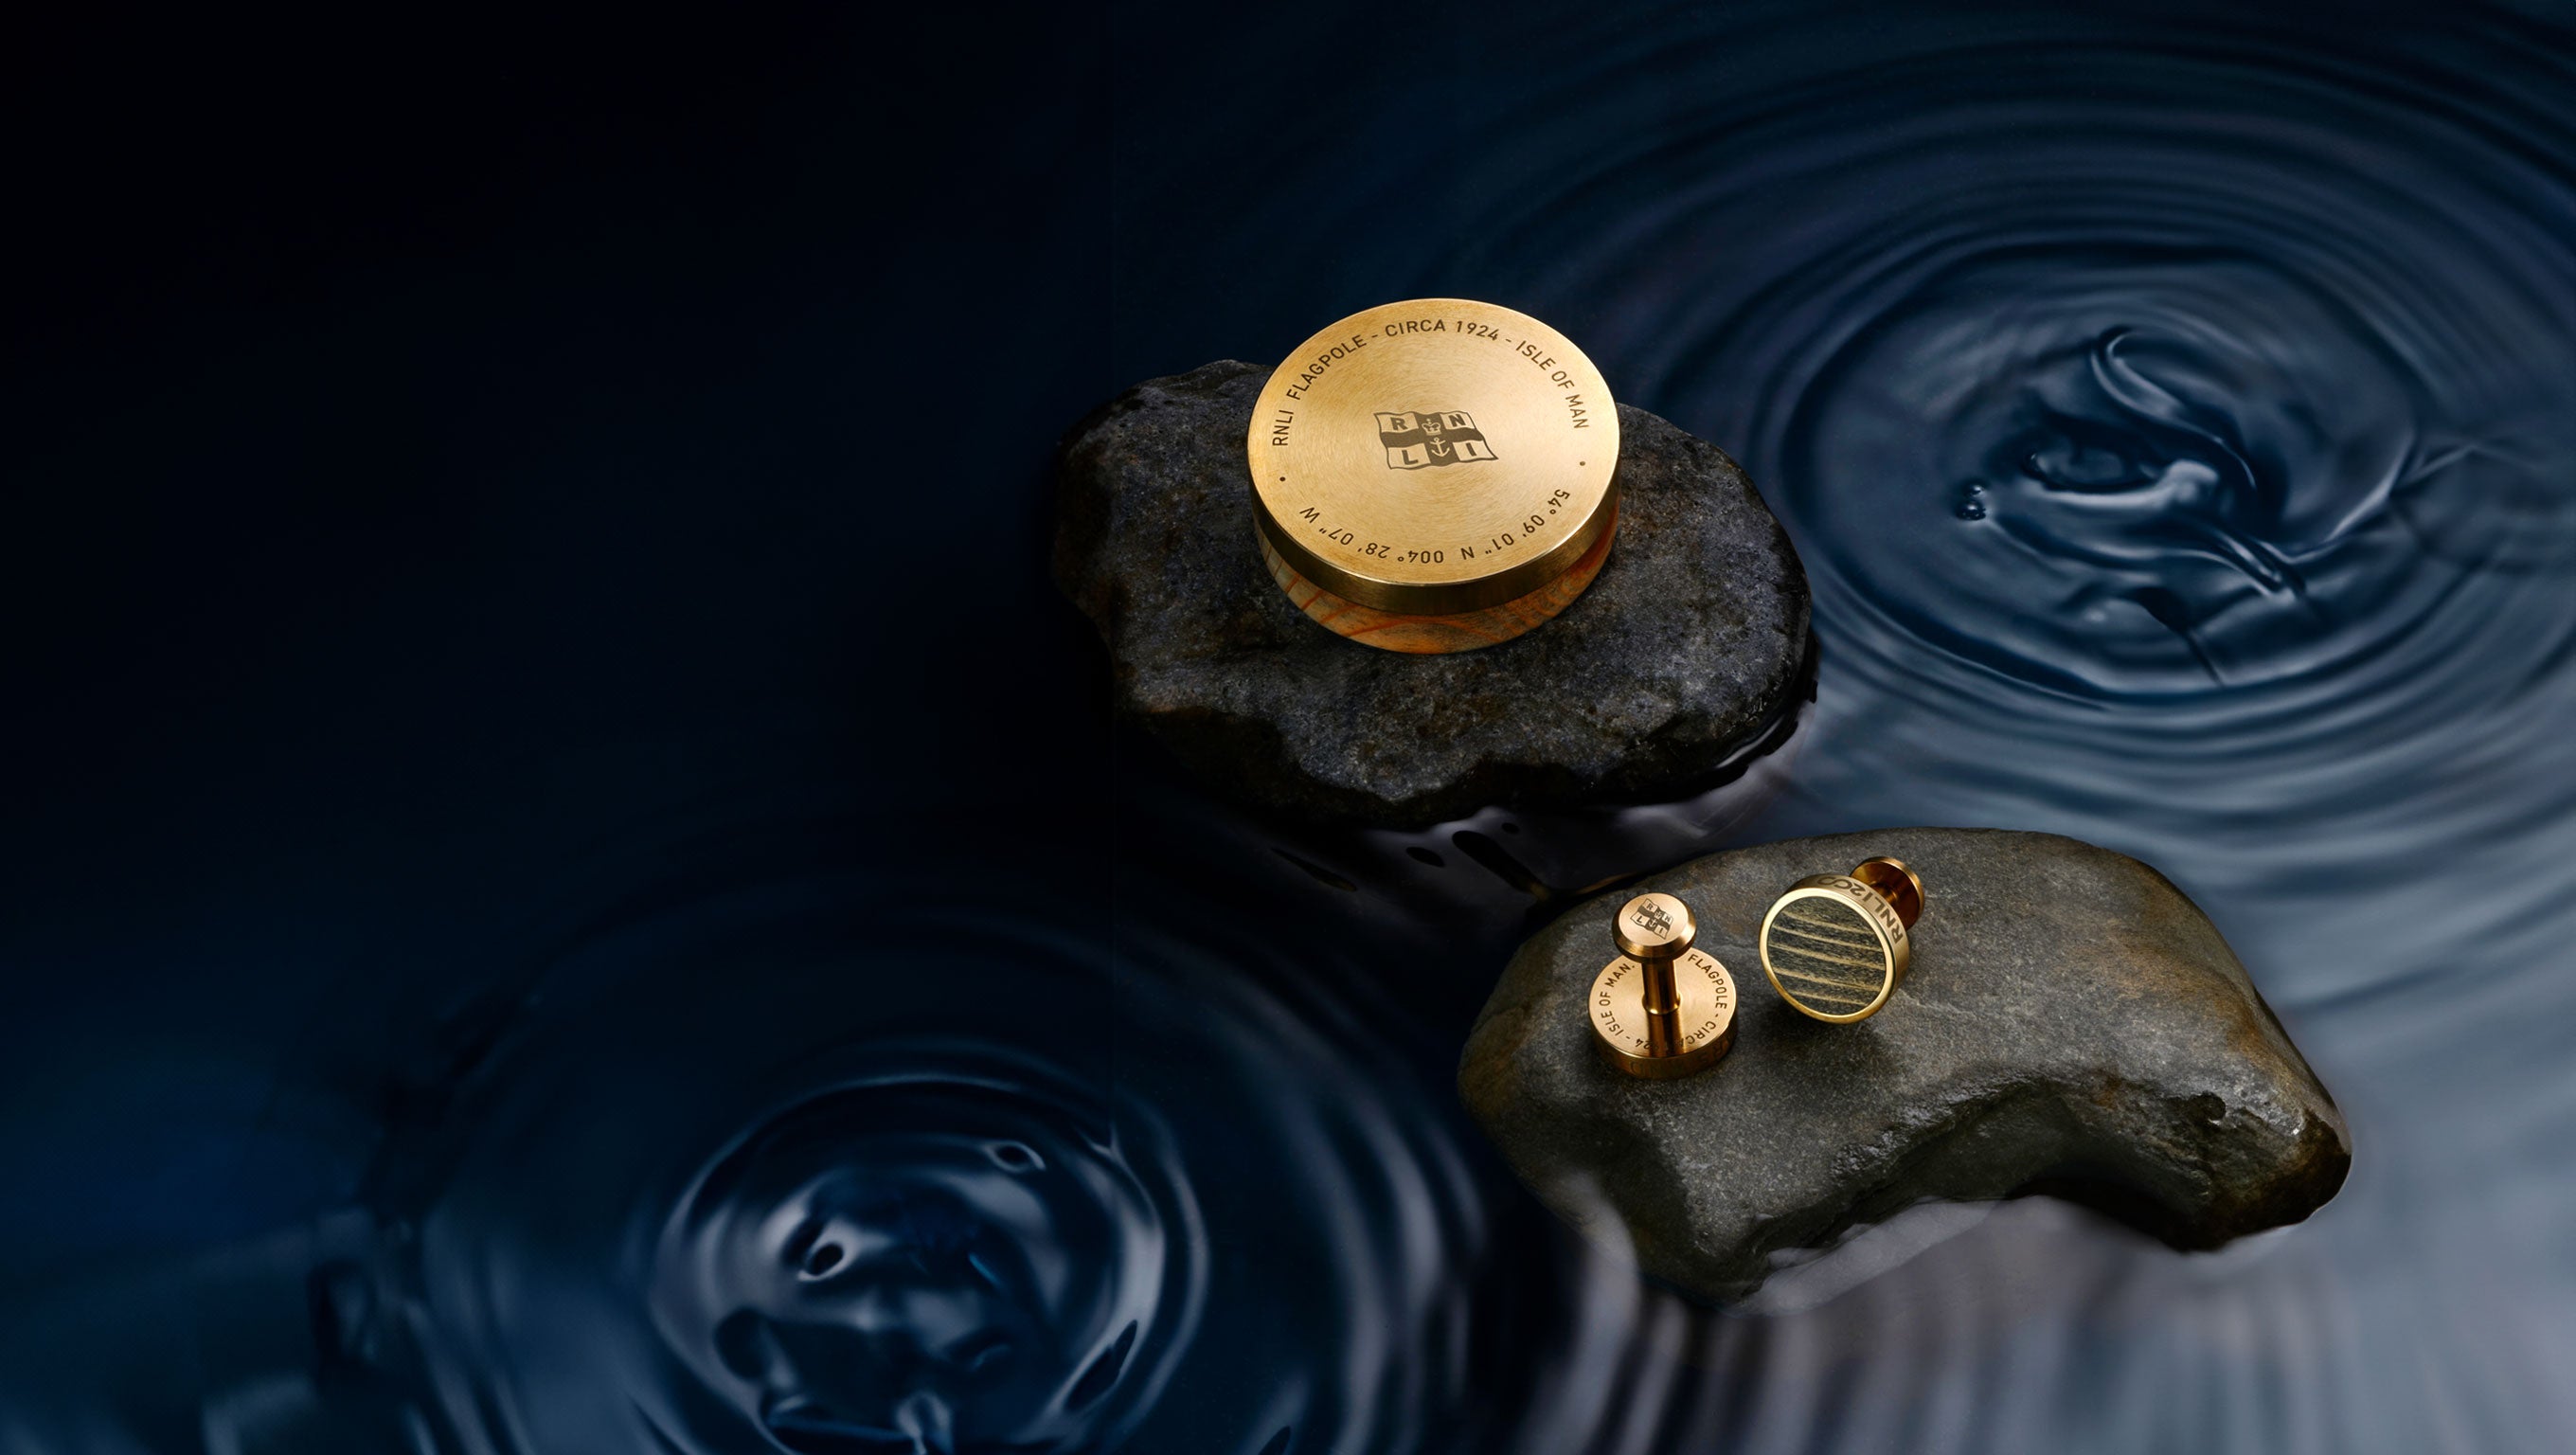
1590,891,1737,1078
1758,857,1927,1023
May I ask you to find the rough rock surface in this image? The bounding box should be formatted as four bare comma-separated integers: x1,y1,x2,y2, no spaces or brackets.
1458,828,2351,1302
1052,361,1810,826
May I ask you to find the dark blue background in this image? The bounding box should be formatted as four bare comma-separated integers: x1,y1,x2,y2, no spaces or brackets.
3,8,1118,1263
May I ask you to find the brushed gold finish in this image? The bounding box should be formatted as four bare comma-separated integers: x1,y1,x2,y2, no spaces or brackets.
1247,297,1620,617
1591,891,1737,1078
1758,857,1929,1023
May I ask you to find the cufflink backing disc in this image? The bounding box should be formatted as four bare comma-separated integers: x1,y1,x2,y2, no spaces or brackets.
1590,891,1737,1077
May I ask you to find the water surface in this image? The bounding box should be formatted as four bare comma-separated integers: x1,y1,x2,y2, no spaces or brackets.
7,3,2576,1452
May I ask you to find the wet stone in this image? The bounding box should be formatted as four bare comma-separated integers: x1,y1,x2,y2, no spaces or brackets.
1457,828,2352,1303
1051,361,1812,827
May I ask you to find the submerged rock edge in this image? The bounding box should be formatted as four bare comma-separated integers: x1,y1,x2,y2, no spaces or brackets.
1458,827,2352,1303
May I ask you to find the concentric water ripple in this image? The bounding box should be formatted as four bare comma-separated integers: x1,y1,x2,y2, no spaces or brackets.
1542,12,2576,1025
354,863,1530,1455
644,1059,1194,1453
1108,3,2576,1450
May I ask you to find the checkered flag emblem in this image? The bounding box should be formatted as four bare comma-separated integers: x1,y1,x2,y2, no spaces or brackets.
1375,409,1499,470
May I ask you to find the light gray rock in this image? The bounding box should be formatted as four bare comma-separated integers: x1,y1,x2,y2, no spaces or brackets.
1458,828,2351,1302
1052,361,1810,827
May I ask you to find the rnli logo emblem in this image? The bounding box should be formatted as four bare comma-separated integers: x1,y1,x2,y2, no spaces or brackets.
1374,409,1498,470
1631,900,1673,936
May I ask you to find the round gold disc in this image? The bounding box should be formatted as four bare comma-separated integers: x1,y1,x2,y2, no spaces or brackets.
1246,298,1620,615
1759,875,1913,1023
1589,948,1737,1078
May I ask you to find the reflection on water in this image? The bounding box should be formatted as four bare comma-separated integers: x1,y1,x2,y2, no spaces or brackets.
11,2,2576,1451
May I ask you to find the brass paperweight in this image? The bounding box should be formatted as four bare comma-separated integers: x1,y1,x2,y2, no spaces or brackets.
1589,891,1737,1078
1758,857,1927,1023
1246,298,1621,653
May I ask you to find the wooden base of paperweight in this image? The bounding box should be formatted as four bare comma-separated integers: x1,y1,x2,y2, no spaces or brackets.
1259,502,1618,654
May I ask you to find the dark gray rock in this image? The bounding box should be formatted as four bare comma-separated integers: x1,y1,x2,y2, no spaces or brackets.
1458,828,2351,1302
1052,361,1810,827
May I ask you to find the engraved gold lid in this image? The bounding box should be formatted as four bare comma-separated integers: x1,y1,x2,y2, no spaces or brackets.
1246,298,1620,616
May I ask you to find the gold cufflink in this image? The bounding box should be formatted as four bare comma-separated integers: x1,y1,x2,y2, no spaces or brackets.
1589,891,1737,1077
1758,857,1926,1023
